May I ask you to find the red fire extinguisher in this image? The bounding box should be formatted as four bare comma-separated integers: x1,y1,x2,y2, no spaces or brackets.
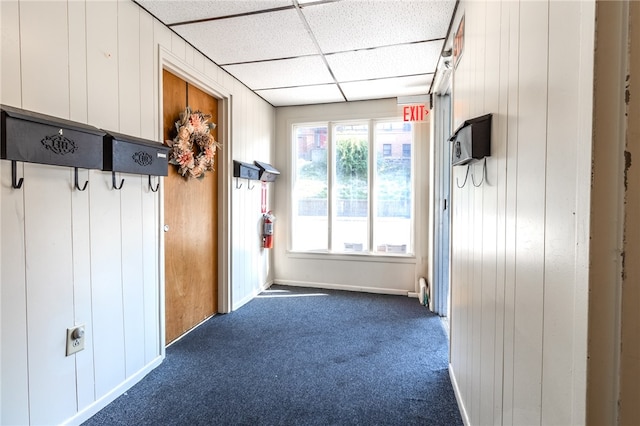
262,211,275,249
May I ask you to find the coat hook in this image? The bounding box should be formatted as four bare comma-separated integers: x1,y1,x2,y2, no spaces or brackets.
235,177,243,189
471,158,487,187
149,175,160,192
112,171,124,190
247,179,255,190
456,164,470,188
11,160,23,189
74,167,89,191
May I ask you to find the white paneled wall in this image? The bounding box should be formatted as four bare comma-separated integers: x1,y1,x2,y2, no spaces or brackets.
447,1,594,425
0,0,275,424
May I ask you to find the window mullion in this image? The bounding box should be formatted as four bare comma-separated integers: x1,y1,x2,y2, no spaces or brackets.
327,121,334,252
368,120,375,253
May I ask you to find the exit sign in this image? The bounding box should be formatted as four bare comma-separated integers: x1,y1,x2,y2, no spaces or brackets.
403,104,429,122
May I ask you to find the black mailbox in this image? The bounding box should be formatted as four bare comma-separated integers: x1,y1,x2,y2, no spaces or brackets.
233,160,260,180
254,161,280,182
1,104,104,169
450,113,492,166
103,131,169,176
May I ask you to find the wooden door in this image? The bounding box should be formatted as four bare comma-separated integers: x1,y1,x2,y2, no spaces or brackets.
163,69,219,344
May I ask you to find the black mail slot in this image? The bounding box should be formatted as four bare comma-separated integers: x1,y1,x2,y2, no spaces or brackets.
103,131,169,176
1,104,104,169
450,113,492,166
254,160,280,182
233,160,260,180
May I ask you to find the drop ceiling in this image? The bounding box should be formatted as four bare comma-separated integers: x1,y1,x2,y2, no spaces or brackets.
135,0,457,107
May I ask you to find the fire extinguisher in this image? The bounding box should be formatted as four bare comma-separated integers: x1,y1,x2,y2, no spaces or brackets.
262,211,275,249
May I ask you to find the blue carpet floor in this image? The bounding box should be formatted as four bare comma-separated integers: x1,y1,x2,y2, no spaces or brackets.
83,285,462,425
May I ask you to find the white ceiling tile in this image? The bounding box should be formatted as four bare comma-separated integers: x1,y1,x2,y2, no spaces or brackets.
172,9,318,64
340,74,433,102
223,56,334,90
256,84,345,106
301,0,455,53
137,0,293,24
326,41,441,83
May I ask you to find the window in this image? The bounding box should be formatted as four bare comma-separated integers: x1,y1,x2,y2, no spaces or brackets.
292,120,413,255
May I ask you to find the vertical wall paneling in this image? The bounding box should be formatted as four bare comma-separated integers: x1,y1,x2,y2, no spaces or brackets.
512,2,548,424
24,165,76,425
493,1,511,423
86,1,119,131
0,162,29,425
68,0,88,123
121,177,146,377
139,11,155,141
171,33,186,61
480,2,500,424
142,185,160,363
19,1,69,118
89,173,126,398
71,169,96,410
501,1,520,423
448,0,593,425
569,2,594,423
0,1,26,424
0,0,22,107
117,0,142,137
541,2,581,424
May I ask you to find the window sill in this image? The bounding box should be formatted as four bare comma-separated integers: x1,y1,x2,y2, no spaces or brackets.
285,250,416,264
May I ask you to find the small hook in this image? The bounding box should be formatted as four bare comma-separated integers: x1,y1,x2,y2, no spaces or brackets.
235,177,243,189
74,168,89,191
11,160,23,189
149,175,160,192
456,164,470,188
247,179,255,190
471,158,487,187
112,171,124,190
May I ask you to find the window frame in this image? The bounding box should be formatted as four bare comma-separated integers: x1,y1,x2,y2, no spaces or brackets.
290,118,415,258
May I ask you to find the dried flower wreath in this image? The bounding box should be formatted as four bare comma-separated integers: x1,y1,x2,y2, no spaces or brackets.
166,107,221,179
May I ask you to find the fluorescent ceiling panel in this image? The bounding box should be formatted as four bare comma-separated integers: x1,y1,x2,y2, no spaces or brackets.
256,84,345,107
302,0,455,53
223,56,334,90
173,9,317,64
136,0,292,24
326,41,442,83
341,74,433,102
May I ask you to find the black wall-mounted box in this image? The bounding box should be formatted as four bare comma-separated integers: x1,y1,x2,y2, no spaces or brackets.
450,113,492,166
103,132,169,176
233,160,260,180
254,161,280,182
1,104,104,169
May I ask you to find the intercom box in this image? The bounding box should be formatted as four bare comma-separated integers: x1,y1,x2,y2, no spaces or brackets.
450,113,492,166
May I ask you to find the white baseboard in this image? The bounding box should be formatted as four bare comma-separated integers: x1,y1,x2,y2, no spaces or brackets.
64,355,164,426
449,364,470,426
232,280,273,311
274,279,411,296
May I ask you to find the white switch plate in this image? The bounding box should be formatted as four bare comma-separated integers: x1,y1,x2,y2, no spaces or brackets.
66,324,85,356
